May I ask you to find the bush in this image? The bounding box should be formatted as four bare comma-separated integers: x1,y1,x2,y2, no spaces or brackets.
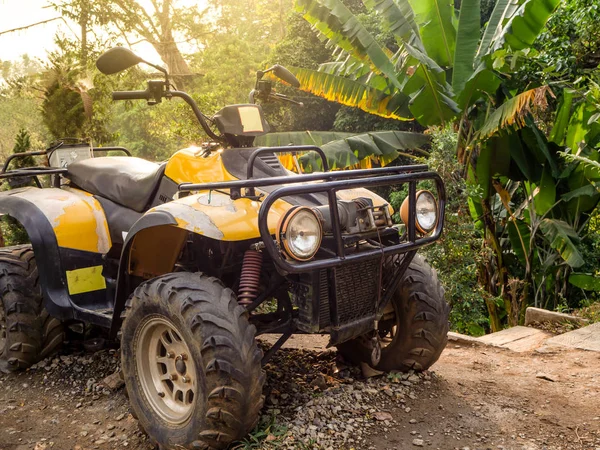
388,126,489,335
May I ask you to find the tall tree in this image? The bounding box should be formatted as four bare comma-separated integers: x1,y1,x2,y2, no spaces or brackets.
53,0,209,80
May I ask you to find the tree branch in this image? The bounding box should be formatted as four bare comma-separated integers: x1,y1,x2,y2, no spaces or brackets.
0,17,63,36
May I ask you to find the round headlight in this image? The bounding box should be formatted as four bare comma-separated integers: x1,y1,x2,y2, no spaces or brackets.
400,190,438,234
277,207,323,261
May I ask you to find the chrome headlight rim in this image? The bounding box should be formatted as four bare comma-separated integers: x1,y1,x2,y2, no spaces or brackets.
276,206,323,261
400,189,438,234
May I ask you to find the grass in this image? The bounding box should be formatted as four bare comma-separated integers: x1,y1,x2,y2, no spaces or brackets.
575,301,600,324
231,415,289,449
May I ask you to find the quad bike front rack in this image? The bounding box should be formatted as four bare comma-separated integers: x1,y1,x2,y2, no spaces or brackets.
180,145,446,346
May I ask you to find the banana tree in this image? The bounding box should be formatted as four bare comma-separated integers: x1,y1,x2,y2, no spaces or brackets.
468,86,600,326
291,0,560,127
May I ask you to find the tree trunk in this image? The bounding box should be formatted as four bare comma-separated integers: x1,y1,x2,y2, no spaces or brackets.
153,0,191,88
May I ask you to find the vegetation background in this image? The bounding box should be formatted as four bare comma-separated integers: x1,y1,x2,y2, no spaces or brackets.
0,0,598,334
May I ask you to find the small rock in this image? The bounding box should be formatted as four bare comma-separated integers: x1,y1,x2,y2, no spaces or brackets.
102,371,125,390
535,373,556,382
360,362,384,378
412,438,424,447
373,411,393,421
310,375,328,391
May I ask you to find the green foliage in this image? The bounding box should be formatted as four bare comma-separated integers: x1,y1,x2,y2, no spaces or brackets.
389,127,489,335
42,80,86,139
293,0,559,126
515,0,600,86
1,129,34,246
0,94,49,161
233,414,289,449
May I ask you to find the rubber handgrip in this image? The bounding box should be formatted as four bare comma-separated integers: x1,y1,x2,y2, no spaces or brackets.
112,90,149,101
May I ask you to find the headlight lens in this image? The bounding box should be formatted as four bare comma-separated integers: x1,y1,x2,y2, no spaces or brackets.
400,190,438,234
416,191,437,232
277,207,322,261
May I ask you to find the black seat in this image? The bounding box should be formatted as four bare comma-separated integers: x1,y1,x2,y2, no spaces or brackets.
67,157,165,212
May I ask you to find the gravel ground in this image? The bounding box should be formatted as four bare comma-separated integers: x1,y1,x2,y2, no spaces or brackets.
1,337,599,450
251,345,434,449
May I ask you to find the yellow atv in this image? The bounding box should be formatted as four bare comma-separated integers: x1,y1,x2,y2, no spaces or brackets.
0,47,449,449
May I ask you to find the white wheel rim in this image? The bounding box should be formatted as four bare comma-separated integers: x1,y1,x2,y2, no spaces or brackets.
135,316,198,424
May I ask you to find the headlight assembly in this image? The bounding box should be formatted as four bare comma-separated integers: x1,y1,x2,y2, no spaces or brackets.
277,206,323,261
400,190,438,234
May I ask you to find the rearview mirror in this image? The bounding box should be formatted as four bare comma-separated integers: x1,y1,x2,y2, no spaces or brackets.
96,47,143,75
272,65,300,88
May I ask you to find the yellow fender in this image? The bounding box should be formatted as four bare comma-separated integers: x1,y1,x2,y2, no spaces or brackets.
2,186,112,253
147,191,292,241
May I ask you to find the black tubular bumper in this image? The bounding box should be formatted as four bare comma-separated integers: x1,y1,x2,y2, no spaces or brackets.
179,164,446,271
257,169,446,273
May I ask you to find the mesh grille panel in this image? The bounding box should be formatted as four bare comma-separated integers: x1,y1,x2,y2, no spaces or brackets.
334,259,380,324
318,270,330,328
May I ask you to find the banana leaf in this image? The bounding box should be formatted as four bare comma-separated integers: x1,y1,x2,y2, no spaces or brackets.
507,219,531,267
363,0,420,45
402,43,460,126
502,0,561,51
534,167,556,217
295,0,405,90
549,89,574,146
476,0,511,61
291,66,412,119
569,273,600,292
452,0,480,95
407,0,456,67
539,218,584,268
255,130,429,170
254,131,355,147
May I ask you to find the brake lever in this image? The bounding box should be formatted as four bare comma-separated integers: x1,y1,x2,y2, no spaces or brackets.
269,92,304,107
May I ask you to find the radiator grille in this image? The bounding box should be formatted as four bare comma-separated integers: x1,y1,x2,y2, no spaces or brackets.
334,259,381,324
318,270,330,328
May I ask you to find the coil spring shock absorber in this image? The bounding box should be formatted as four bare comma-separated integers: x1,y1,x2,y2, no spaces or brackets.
237,249,263,306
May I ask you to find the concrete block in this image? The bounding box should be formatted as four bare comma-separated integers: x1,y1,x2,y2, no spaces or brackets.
545,322,600,352
477,326,553,352
447,332,484,346
525,307,588,327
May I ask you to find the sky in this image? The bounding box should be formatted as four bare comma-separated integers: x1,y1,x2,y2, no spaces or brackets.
0,0,170,63
0,0,77,61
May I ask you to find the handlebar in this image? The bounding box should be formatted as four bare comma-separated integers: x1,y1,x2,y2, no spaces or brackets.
112,90,149,101
270,92,304,107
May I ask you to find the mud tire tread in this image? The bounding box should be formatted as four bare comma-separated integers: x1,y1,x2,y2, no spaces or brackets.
337,254,449,372
121,272,264,450
0,245,63,373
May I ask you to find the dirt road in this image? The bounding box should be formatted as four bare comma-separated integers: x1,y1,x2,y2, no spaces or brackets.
0,340,598,450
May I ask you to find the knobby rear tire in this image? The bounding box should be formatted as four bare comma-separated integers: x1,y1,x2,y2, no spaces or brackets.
0,245,64,373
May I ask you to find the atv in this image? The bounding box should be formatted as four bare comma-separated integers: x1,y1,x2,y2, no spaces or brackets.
0,47,449,449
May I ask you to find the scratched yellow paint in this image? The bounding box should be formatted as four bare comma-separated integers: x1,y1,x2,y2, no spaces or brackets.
52,188,111,253
165,147,238,185
66,265,106,295
160,147,393,241
54,202,104,252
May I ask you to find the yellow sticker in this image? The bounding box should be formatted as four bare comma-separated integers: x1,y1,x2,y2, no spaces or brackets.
66,265,107,295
